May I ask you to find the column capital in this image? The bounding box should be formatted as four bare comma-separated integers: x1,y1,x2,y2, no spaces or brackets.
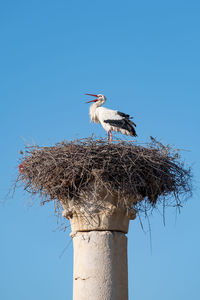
62,206,136,234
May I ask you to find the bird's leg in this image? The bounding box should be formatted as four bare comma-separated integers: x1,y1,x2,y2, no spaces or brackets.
107,131,110,143
110,131,113,143
107,131,112,144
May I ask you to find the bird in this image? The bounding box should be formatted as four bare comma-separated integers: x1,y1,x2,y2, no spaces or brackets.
85,93,137,143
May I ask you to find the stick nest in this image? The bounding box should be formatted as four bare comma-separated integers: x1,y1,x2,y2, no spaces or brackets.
17,136,192,215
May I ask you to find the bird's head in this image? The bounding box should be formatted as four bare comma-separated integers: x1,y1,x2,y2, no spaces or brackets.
85,93,106,106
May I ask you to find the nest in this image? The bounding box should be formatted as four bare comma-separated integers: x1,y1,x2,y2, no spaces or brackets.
16,136,192,216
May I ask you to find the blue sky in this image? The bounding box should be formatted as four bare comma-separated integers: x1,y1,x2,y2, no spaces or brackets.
0,0,200,299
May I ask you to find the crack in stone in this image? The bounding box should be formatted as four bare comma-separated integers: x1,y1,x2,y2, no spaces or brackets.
75,276,91,281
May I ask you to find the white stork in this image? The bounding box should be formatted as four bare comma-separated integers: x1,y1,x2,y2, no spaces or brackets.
86,93,137,142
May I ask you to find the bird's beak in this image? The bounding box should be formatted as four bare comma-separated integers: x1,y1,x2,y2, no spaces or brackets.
85,93,98,103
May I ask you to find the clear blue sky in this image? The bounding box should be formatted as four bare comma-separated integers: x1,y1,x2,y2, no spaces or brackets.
0,0,200,299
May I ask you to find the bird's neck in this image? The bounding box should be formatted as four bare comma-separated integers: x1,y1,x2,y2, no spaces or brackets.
89,102,100,123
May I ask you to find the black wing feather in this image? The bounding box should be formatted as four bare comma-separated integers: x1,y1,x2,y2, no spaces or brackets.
104,119,137,137
117,111,130,118
117,111,136,126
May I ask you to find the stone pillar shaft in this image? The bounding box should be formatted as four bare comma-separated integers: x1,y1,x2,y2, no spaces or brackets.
72,231,128,300
63,203,135,300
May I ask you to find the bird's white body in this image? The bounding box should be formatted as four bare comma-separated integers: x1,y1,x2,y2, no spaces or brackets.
90,105,133,136
86,94,137,142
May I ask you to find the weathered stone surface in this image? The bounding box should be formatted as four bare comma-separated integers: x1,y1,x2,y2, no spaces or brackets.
61,187,134,300
67,209,134,234
72,231,128,300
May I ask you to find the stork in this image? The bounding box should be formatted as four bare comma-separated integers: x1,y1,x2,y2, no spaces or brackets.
86,93,137,143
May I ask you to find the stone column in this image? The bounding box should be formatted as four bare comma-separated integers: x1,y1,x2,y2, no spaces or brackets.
63,207,136,300
72,230,128,300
